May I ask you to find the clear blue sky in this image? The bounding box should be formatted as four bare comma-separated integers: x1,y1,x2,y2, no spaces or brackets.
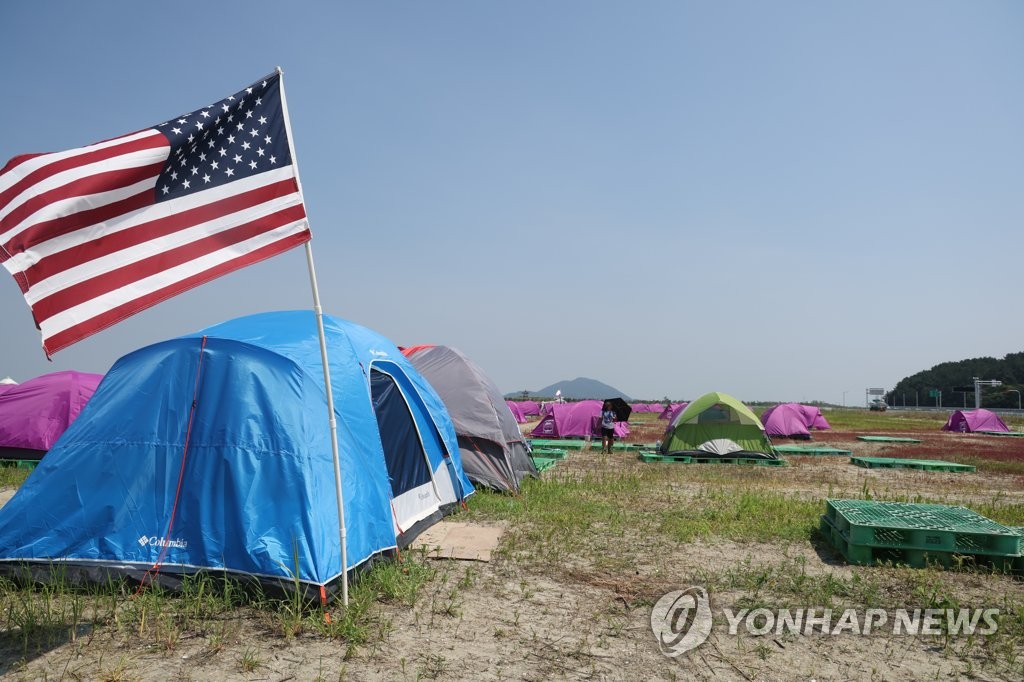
1,1,1022,404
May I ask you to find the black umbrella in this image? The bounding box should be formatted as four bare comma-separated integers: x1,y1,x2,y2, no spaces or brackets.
603,397,632,422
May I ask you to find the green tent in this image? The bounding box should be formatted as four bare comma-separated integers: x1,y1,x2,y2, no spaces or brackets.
660,391,777,459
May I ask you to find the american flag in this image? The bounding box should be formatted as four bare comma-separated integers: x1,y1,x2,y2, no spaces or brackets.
0,71,310,356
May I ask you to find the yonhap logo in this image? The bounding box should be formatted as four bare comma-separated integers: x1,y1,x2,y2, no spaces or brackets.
649,585,1000,657
650,586,713,656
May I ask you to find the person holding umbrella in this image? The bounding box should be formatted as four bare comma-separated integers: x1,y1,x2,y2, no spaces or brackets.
600,400,617,454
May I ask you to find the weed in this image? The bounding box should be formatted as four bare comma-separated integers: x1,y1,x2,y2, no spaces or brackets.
238,646,262,673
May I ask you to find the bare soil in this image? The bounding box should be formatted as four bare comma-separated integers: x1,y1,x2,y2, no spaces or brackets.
2,415,1023,681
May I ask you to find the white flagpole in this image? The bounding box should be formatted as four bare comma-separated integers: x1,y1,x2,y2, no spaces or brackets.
304,245,348,607
277,67,349,607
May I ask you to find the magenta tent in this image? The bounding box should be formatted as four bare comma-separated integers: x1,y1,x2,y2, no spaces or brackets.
507,400,540,417
658,403,688,421
515,400,541,416
941,409,1009,433
0,370,103,459
761,403,831,439
530,401,630,439
505,400,527,424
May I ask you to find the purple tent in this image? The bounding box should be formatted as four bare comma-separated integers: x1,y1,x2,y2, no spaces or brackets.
761,403,831,439
515,400,541,416
942,409,1009,433
658,403,688,421
631,403,660,413
0,370,103,458
505,400,527,424
530,400,630,439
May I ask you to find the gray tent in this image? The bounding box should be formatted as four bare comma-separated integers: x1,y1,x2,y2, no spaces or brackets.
402,345,537,493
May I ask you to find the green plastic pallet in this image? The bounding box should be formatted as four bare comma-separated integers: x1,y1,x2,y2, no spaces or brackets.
824,499,1020,557
639,453,692,463
531,457,559,473
773,445,853,456
975,430,1024,438
819,516,1019,571
526,439,590,450
530,448,568,459
596,442,648,451
638,453,787,466
856,436,922,443
527,439,655,451
850,456,976,473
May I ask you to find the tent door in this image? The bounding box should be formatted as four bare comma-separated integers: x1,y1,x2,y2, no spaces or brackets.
369,368,442,503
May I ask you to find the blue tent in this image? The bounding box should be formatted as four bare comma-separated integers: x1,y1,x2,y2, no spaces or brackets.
0,311,473,594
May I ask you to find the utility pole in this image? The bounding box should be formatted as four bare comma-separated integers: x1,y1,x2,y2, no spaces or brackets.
973,377,1003,409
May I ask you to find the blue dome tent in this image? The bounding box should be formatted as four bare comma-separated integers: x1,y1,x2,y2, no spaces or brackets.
0,311,473,595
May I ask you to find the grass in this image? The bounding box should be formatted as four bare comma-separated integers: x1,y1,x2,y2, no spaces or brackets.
825,408,954,432
0,465,33,488
0,555,438,668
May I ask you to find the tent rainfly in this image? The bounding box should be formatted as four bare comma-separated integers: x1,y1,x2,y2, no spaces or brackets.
760,403,831,439
0,370,102,460
530,400,630,439
941,409,1009,433
402,344,537,493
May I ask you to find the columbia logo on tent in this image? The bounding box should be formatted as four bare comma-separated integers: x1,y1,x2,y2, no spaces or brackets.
370,349,389,358
138,535,188,549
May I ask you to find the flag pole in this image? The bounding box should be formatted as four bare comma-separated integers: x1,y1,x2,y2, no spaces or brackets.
304,244,348,607
277,67,349,607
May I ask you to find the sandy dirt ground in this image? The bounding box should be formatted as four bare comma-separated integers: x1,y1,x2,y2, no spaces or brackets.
0,415,1022,681
4,535,1018,681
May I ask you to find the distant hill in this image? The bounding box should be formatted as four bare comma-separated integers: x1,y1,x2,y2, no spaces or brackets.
507,377,631,401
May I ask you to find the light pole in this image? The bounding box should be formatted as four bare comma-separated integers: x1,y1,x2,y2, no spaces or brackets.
842,390,848,407
1009,389,1021,411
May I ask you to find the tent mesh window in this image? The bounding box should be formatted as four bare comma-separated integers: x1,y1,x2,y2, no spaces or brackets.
697,405,731,423
370,369,433,497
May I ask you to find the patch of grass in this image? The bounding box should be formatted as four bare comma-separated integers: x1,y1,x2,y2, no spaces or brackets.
238,645,262,673
824,408,950,432
658,488,821,543
0,465,33,488
360,554,435,605
466,472,825,570
964,456,1024,478
0,554,439,664
315,556,434,648
969,500,1024,528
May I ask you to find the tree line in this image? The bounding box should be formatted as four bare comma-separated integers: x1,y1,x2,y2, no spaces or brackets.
887,352,1024,409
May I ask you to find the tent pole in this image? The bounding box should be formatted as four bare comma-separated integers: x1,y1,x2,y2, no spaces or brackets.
304,242,348,607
